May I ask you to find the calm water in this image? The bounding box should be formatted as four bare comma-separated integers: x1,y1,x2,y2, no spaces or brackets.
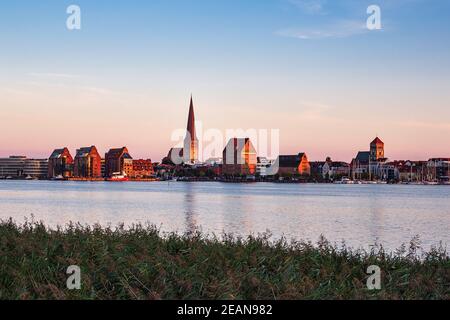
0,180,449,251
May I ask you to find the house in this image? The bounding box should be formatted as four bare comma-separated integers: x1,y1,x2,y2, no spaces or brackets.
48,147,74,178
427,158,450,182
222,138,257,176
276,153,310,177
73,146,102,178
132,159,154,178
323,159,350,179
105,147,133,177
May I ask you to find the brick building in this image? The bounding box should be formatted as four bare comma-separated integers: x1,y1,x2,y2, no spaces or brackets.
276,153,310,177
73,146,102,178
132,159,154,178
105,147,133,177
222,138,257,176
48,147,74,178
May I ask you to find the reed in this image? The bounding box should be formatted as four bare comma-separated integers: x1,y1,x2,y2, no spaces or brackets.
0,218,448,300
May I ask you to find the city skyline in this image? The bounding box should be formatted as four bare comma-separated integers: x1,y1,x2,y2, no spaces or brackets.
1,0,450,161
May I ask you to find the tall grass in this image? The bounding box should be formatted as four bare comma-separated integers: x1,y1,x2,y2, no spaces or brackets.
0,218,448,300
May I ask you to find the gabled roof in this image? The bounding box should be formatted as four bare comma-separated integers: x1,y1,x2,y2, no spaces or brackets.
278,153,307,168
223,138,256,154
355,151,370,162
49,148,66,159
123,153,132,159
106,147,130,159
371,137,384,145
331,161,350,167
75,146,97,158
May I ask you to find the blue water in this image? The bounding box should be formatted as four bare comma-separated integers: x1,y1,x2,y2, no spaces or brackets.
0,180,449,252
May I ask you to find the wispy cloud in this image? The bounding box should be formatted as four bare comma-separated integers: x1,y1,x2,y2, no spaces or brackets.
276,19,368,40
288,0,327,15
28,72,80,79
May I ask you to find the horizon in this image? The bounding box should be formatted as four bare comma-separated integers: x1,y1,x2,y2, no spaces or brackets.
1,0,450,162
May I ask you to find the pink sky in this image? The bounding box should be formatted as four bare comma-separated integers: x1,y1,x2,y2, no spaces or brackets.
1,82,449,163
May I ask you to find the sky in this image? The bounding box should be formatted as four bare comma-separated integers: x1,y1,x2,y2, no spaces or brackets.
1,0,449,162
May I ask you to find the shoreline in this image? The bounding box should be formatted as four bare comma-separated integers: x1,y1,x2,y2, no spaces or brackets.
0,178,449,185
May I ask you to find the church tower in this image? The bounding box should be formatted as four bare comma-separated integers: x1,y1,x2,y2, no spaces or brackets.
370,137,384,161
183,96,199,164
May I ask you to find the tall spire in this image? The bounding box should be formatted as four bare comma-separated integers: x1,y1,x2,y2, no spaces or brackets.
184,95,199,163
187,95,197,141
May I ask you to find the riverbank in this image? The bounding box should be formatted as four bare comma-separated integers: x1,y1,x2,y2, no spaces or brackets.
0,220,448,300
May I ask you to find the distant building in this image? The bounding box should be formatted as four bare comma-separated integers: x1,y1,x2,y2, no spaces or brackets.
73,146,102,178
256,157,274,177
48,148,74,178
0,156,27,177
132,159,154,178
105,147,133,177
351,137,388,180
370,137,385,161
222,138,257,176
24,159,48,178
427,158,450,182
323,158,350,179
0,156,47,179
276,153,310,177
183,96,199,164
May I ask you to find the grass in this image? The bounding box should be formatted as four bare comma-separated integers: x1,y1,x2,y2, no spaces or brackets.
0,218,448,300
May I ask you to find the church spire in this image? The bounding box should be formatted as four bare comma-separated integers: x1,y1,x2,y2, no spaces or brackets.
186,95,197,141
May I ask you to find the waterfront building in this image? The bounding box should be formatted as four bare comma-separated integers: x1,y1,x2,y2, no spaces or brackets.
370,137,385,161
105,147,133,177
48,148,74,178
183,96,199,164
0,156,26,178
0,156,48,179
73,146,102,178
309,161,327,180
426,158,450,182
23,159,48,178
323,158,350,179
132,159,154,178
386,160,426,182
351,137,388,180
276,153,311,177
256,157,275,177
222,138,257,176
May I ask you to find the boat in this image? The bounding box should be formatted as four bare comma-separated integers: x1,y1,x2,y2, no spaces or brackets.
334,177,354,184
106,172,129,182
51,175,65,181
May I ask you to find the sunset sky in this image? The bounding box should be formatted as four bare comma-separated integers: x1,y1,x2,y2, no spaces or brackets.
1,0,449,162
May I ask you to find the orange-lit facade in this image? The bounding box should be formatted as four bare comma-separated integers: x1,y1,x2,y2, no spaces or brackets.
48,147,74,178
73,146,102,178
105,147,133,177
131,159,154,178
222,138,257,176
277,153,311,176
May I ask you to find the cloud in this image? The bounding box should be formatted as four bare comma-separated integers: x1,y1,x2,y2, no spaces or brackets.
276,19,368,39
27,72,80,79
288,0,327,14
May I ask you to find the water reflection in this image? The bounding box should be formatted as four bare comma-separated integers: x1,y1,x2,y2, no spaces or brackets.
183,184,198,234
0,181,449,252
